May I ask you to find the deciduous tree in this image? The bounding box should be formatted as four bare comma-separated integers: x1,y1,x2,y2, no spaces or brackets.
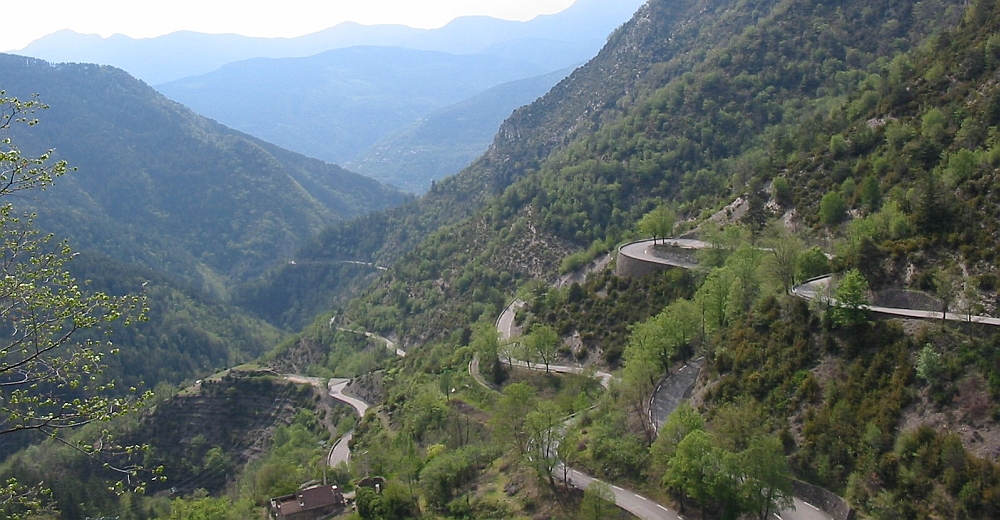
471,320,505,385
525,400,563,484
650,402,704,476
664,429,720,514
762,224,804,293
738,435,793,520
579,481,617,520
0,94,149,514
819,191,847,226
525,323,559,373
831,269,870,326
933,264,962,321
638,205,677,244
488,383,537,457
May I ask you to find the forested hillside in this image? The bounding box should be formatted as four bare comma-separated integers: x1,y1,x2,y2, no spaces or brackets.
0,54,409,289
255,0,965,337
13,0,1000,518
0,56,406,469
238,0,730,327
251,0,1000,518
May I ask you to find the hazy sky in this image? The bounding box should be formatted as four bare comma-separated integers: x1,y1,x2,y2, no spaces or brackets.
3,0,577,52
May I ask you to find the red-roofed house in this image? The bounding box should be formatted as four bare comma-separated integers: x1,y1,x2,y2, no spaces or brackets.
269,484,344,520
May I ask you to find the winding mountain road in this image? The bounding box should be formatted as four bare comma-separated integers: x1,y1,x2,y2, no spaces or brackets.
325,378,371,467
649,359,703,432
493,300,830,520
562,466,682,520
792,275,1000,325
491,241,839,520
496,300,614,387
623,238,1000,326
283,375,371,467
335,324,407,357
618,238,708,270
292,330,407,468
298,238,856,519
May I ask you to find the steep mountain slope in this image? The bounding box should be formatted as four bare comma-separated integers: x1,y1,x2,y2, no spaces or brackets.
0,56,406,463
13,0,1000,517
235,0,719,327
330,0,967,346
267,0,1000,517
0,54,409,289
347,67,575,193
17,0,646,84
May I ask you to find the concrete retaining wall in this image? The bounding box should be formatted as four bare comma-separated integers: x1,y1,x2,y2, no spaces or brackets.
792,480,854,520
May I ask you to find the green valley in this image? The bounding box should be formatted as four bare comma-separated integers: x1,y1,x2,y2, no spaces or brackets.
7,0,1000,519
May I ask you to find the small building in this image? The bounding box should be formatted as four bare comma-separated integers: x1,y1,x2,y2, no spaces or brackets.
269,484,344,520
354,476,387,494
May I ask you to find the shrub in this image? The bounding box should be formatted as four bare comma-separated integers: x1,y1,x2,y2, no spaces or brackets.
819,191,848,226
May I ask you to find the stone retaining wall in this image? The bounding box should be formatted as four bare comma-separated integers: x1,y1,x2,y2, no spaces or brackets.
615,242,672,278
792,480,854,520
616,240,700,278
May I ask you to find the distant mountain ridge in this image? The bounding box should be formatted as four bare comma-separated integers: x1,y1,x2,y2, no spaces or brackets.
345,67,575,193
155,46,559,167
17,0,647,84
17,0,647,193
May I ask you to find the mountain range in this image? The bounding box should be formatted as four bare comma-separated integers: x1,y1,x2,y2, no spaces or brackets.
344,67,575,193
16,0,647,84
154,46,560,168
17,0,646,192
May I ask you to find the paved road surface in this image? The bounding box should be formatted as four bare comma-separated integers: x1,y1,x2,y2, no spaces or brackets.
792,275,1000,326
496,299,526,340
507,357,614,389
618,239,709,270
788,498,838,520
328,430,354,467
326,378,370,468
328,378,369,416
649,359,703,431
561,466,682,520
283,375,368,468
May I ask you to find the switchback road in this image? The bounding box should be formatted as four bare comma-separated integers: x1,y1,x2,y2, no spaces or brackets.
334,323,407,357
792,275,1000,325
649,359,703,432
284,375,371,467
327,378,369,467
